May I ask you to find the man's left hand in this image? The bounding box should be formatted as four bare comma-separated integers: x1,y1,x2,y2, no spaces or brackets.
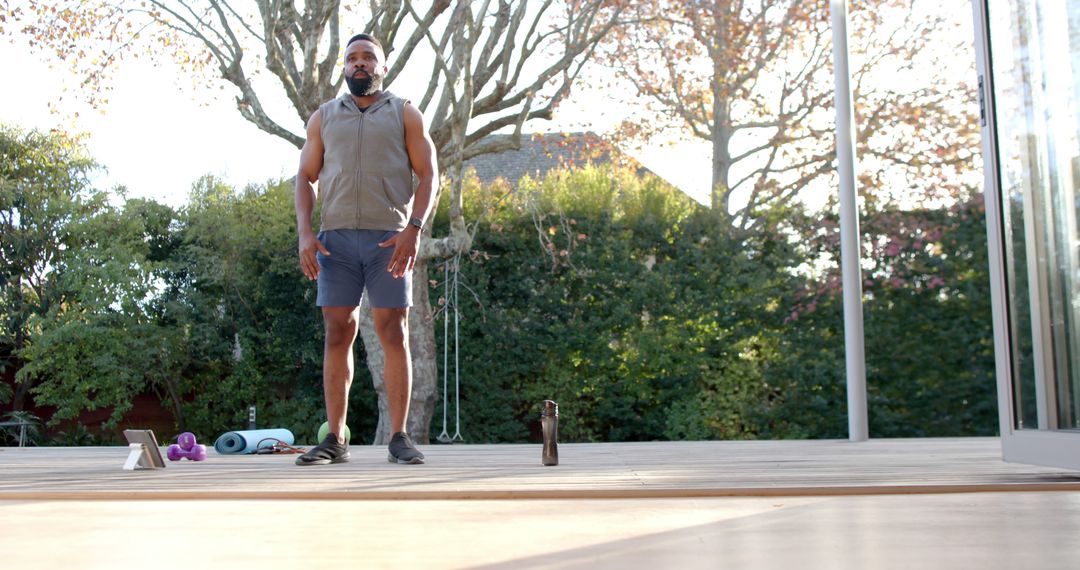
379,227,420,278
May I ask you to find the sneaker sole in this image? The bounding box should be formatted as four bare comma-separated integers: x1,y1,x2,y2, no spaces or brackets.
387,453,425,465
295,452,351,466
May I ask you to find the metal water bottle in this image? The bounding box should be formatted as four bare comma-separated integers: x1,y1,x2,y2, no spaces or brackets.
541,400,559,466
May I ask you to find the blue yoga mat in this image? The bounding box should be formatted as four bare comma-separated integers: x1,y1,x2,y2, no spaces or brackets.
213,428,295,454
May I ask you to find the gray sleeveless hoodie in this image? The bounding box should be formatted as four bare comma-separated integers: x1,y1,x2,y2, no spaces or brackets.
317,91,413,232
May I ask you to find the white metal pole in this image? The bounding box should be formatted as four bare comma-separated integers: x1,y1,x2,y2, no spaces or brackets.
831,0,869,441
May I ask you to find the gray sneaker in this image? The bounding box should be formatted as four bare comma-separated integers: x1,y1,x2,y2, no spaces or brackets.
387,432,425,464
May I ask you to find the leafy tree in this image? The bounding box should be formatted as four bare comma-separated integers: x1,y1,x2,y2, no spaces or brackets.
421,162,995,442
599,1,978,230
1,125,100,410
432,164,804,442
860,191,995,436
0,127,182,432
762,188,996,438
1,126,327,439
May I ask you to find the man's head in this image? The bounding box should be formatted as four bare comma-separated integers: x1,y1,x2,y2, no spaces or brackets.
344,34,387,98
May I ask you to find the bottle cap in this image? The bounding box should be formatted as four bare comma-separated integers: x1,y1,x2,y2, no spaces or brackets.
541,400,558,417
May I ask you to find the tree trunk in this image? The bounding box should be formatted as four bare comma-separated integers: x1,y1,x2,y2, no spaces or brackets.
11,376,30,412
162,357,186,432
359,257,438,445
711,96,733,215
710,4,731,213
11,283,29,411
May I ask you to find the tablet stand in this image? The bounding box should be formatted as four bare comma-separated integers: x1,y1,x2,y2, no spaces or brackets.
122,443,161,470
121,429,166,470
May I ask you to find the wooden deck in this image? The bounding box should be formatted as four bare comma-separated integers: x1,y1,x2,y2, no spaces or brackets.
2,437,1078,499
4,438,1080,569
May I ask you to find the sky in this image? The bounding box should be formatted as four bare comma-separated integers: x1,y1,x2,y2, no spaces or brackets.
0,33,714,209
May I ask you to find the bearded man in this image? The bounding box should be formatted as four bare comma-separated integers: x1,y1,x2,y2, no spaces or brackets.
293,33,437,465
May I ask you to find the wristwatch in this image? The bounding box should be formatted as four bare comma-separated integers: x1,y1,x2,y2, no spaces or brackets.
408,216,424,231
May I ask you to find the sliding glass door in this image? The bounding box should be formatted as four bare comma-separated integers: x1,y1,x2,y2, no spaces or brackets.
974,0,1080,469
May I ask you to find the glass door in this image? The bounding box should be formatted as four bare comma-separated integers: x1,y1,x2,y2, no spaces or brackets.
974,0,1080,470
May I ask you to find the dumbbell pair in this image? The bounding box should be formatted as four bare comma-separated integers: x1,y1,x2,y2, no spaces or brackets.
167,432,207,461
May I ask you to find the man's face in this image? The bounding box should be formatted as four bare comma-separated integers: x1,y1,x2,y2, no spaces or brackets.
344,39,386,97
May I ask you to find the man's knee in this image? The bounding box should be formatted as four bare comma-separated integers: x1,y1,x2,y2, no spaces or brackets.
373,309,408,349
323,308,359,348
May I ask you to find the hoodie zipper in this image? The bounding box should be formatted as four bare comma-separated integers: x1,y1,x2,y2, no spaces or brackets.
354,96,391,223
355,105,364,222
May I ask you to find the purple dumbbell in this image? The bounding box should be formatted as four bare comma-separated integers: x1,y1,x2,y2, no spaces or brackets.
167,432,207,461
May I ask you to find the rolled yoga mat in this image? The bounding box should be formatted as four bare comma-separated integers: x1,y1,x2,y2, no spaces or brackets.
213,428,295,454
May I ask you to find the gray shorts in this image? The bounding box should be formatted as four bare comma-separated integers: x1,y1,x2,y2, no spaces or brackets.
316,229,412,308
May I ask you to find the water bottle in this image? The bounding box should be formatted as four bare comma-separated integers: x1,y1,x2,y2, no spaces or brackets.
541,400,559,466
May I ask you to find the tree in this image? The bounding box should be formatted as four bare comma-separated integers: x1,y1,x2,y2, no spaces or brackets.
859,193,996,436
1,125,98,411
16,197,184,429
764,187,996,438
0,124,182,428
590,1,989,437
599,1,978,230
428,163,805,442
9,0,627,442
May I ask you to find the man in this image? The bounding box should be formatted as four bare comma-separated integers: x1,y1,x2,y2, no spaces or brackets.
294,33,437,466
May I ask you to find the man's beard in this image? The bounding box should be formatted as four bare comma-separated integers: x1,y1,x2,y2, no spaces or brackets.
345,72,382,97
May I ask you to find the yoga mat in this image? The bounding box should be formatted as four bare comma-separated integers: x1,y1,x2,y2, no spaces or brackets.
213,428,295,455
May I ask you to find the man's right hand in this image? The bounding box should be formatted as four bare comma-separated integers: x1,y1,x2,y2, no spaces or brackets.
298,230,330,281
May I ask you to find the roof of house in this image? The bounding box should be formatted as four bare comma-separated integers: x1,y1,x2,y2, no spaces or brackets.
462,132,652,185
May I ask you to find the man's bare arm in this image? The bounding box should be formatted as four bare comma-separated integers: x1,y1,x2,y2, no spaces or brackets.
403,102,439,229
382,101,439,278
295,109,329,281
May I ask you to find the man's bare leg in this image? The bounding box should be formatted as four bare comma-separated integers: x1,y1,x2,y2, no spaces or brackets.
295,305,357,466
323,306,360,444
374,307,425,463
373,307,410,433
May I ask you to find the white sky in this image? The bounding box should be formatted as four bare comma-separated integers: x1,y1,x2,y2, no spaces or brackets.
0,33,714,209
